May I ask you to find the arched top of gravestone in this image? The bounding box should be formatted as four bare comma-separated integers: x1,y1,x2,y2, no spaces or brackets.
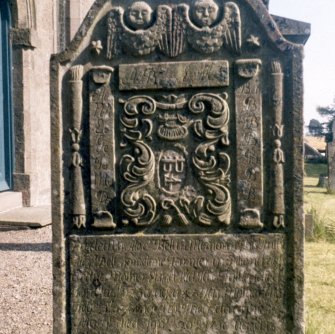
52,0,305,65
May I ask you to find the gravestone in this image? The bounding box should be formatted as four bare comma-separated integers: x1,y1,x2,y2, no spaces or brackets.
51,1,310,333
327,121,335,192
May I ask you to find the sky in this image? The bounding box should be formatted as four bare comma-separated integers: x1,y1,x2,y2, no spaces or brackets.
270,0,335,126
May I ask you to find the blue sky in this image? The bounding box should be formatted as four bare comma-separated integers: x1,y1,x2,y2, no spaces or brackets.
270,0,335,126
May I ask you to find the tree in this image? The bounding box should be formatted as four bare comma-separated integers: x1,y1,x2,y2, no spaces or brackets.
316,99,335,141
307,119,325,136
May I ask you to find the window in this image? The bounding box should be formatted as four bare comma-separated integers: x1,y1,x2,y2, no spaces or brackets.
0,1,13,191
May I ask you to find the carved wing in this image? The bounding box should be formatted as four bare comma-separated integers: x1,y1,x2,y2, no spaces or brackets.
106,8,123,59
157,5,187,57
219,2,241,54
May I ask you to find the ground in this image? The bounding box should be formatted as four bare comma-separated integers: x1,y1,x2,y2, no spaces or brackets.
0,226,52,334
304,163,335,333
305,242,335,334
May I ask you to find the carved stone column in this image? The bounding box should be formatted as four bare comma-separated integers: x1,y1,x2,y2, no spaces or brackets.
69,65,86,229
271,61,285,228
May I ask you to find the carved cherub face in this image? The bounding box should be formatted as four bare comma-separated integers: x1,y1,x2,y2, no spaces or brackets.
192,0,219,27
126,1,153,30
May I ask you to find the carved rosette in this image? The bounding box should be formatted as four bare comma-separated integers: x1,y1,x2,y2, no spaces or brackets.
271,61,285,228
69,65,86,229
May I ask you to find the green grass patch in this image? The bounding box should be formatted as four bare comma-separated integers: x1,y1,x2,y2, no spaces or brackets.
305,242,335,334
305,162,327,178
304,175,335,243
304,165,335,332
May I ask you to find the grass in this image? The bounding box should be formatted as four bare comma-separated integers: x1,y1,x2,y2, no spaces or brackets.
305,242,335,334
304,163,335,243
304,163,335,333
304,162,328,178
305,162,328,178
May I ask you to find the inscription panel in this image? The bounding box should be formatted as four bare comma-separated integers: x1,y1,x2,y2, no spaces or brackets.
70,234,287,334
235,59,263,229
119,61,229,90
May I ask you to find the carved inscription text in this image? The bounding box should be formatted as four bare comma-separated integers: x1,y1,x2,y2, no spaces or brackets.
119,61,229,90
70,234,286,334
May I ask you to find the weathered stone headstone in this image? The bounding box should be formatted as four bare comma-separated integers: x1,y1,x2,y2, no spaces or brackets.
327,120,335,192
51,1,309,333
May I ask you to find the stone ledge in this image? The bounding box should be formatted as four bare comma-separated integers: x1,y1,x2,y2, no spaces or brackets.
0,192,22,213
10,28,38,48
271,15,311,45
0,205,51,228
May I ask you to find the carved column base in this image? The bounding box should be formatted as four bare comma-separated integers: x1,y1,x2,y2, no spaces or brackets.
239,209,263,229
92,211,116,229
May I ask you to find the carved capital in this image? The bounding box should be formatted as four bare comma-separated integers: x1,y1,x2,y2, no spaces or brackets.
235,59,262,78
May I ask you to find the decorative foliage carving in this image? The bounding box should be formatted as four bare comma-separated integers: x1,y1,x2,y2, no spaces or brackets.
106,1,242,58
120,142,157,226
120,96,156,146
189,93,231,225
189,93,230,145
120,93,231,229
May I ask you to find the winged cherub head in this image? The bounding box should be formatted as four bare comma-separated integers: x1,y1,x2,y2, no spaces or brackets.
192,0,219,27
126,1,153,30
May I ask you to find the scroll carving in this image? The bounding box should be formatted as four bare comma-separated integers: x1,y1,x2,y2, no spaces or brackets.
271,61,285,228
120,93,231,228
69,65,86,229
106,1,242,58
120,141,157,226
120,95,156,146
235,59,263,229
89,67,116,229
120,95,157,226
189,93,231,226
